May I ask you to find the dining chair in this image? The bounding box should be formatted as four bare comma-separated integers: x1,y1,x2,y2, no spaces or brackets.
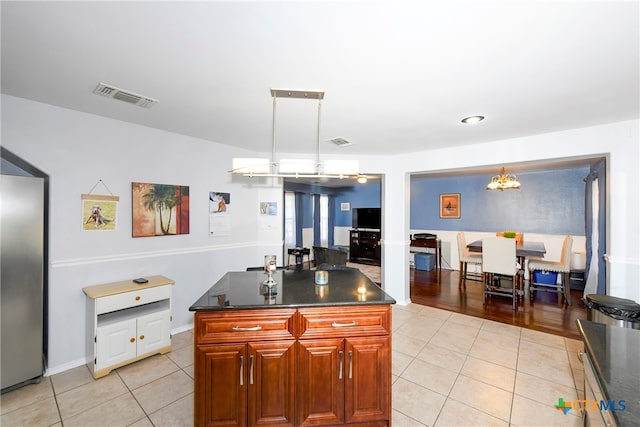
482,237,522,310
457,232,482,288
287,247,311,269
312,246,348,267
528,235,573,305
316,263,359,271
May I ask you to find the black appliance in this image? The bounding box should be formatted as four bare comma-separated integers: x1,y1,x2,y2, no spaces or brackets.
352,208,381,230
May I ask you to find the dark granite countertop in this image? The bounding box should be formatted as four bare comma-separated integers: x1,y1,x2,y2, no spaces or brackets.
577,320,640,426
189,269,395,311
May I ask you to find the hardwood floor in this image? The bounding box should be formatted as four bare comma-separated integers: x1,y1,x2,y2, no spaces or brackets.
410,268,588,340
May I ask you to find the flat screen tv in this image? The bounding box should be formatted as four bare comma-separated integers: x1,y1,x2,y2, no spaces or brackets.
352,208,381,230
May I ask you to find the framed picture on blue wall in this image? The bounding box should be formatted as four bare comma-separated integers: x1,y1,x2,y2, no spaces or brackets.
440,193,460,218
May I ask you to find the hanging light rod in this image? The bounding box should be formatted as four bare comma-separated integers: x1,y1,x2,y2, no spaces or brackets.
230,88,361,180
270,88,324,100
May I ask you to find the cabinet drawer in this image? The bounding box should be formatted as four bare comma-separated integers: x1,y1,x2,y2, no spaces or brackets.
96,285,172,315
195,309,296,344
298,306,391,339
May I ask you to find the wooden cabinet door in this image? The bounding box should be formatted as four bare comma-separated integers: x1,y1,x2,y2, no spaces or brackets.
136,309,171,355
344,336,390,424
96,318,136,371
195,344,246,427
248,340,296,427
296,338,344,426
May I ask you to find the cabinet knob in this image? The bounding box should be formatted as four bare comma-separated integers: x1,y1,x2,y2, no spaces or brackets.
130,337,136,343
139,335,145,340
135,296,141,301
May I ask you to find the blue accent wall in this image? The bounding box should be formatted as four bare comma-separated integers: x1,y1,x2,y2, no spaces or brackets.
410,167,588,235
334,182,381,227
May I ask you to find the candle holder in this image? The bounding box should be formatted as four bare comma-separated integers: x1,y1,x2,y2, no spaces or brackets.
314,270,328,285
263,255,277,287
261,283,278,304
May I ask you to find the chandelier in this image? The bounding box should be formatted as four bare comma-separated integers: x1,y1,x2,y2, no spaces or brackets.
230,89,359,179
486,167,521,191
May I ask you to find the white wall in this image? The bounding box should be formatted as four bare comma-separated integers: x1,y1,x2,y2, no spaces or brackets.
3,94,638,375
2,95,284,374
334,227,351,247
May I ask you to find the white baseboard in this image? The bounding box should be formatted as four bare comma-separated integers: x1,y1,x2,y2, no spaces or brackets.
45,357,89,377
172,323,194,335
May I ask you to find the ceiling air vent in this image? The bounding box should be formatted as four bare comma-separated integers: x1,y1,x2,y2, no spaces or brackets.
93,83,159,108
328,137,353,147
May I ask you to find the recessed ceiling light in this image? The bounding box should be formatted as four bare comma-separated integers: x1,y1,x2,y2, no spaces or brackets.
461,115,485,124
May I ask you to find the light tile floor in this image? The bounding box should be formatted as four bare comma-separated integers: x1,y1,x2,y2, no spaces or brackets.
0,304,584,426
346,261,381,283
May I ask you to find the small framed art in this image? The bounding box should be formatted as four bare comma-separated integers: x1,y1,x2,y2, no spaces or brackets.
440,193,460,218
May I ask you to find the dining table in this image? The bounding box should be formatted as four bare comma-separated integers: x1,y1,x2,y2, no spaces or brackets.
467,239,546,259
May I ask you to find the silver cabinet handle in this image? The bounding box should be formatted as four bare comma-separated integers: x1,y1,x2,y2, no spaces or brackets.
338,351,343,379
332,321,359,328
239,355,244,385
249,355,254,385
232,326,262,332
348,351,353,379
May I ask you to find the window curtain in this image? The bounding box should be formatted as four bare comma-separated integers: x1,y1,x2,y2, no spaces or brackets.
284,191,296,251
313,194,320,246
313,194,332,247
295,192,304,247
584,159,606,296
319,194,329,247
327,195,335,247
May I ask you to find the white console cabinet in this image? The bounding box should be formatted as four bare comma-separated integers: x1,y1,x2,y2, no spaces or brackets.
83,275,174,378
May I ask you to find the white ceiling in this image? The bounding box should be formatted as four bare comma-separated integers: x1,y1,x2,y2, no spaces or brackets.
1,1,638,159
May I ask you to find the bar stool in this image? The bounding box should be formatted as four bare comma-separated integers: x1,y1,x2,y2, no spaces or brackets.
288,247,310,269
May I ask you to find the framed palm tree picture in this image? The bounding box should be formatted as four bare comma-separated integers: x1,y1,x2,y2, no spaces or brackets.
132,182,190,237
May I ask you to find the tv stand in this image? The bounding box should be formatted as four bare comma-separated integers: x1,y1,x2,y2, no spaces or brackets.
349,229,381,265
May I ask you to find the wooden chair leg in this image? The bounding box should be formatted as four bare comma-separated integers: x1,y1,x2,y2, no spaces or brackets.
482,272,486,305
563,272,571,305
529,273,534,301
462,262,467,287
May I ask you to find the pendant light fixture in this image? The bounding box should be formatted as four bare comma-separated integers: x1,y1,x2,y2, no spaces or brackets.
230,89,359,179
486,167,521,191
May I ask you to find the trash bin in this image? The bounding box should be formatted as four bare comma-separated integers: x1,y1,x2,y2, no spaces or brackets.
414,253,435,271
583,294,640,329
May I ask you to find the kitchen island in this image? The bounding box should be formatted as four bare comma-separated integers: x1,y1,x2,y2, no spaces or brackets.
577,320,640,426
189,269,395,427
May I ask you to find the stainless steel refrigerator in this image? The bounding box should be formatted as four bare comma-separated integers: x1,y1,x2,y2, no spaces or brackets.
1,174,45,391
